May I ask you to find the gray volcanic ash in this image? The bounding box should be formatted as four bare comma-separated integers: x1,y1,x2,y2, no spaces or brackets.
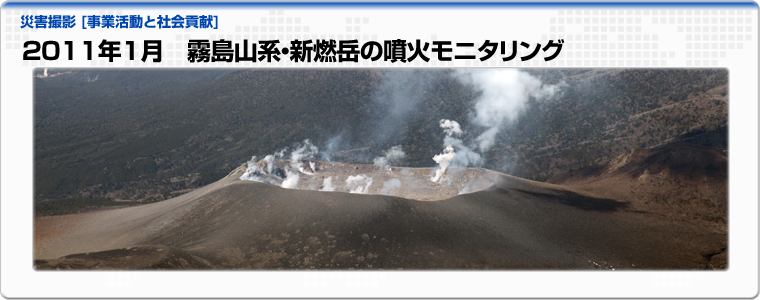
34,159,726,270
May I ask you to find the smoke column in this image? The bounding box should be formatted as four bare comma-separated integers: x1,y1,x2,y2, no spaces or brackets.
239,139,319,189
320,176,336,192
367,70,443,145
431,145,456,183
281,139,319,189
373,145,406,171
346,175,373,194
240,156,276,184
380,178,402,195
431,119,483,183
320,134,344,162
457,69,561,151
281,172,300,189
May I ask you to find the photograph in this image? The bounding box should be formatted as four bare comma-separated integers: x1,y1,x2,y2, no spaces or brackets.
32,68,727,270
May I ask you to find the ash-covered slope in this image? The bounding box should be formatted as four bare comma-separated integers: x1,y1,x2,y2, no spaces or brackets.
549,142,727,225
35,165,726,270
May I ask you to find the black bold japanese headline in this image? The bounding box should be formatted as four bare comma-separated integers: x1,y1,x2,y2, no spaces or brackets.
189,39,565,63
22,39,565,63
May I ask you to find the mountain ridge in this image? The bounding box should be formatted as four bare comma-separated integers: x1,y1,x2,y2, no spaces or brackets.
34,162,727,269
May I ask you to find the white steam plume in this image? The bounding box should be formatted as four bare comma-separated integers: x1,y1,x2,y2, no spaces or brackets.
346,175,373,194
290,139,318,166
373,145,406,171
281,172,300,189
439,119,463,136
281,139,319,188
431,119,483,183
240,139,319,190
240,156,279,184
320,134,344,161
431,145,456,183
368,70,435,145
457,69,561,151
379,178,402,195
320,176,336,192
263,155,276,173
